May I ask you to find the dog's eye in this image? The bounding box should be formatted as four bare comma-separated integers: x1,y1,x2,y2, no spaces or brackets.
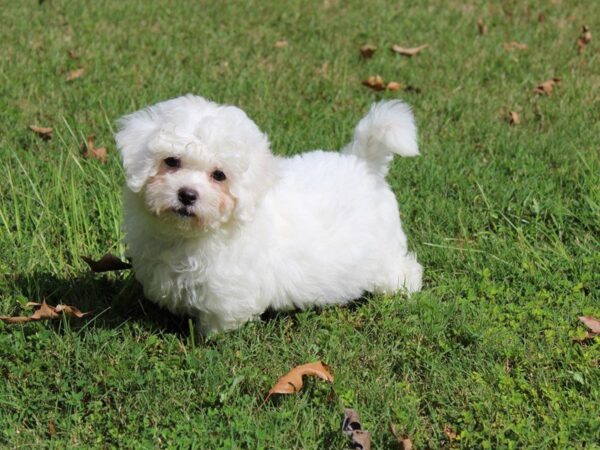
211,170,227,182
164,157,181,168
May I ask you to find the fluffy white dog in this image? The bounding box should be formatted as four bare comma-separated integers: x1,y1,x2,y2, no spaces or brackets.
116,95,423,335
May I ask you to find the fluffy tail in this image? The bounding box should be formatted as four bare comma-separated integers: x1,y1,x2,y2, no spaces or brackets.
342,100,419,176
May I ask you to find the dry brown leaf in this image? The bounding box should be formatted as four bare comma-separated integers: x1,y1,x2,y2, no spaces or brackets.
66,68,85,81
503,41,528,51
82,134,107,162
342,409,371,450
362,75,385,91
581,26,592,43
0,301,89,324
538,13,545,23
386,81,402,91
390,423,412,450
534,77,561,95
29,302,88,319
573,316,600,343
264,361,333,403
82,254,132,273
351,430,371,450
67,49,79,60
342,408,362,436
444,425,458,441
391,43,429,57
360,44,377,59
274,40,288,48
54,304,89,317
22,302,59,321
49,418,56,437
29,125,53,140
577,26,592,53
477,18,488,35
579,316,600,334
0,312,43,324
508,111,520,125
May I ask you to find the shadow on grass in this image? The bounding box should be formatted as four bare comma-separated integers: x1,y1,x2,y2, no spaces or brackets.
11,271,191,337
259,293,372,324
9,272,375,338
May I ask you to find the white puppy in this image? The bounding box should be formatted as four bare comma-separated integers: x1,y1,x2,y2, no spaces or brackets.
116,95,423,335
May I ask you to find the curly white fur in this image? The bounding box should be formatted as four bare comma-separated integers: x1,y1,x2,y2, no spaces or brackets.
116,95,423,335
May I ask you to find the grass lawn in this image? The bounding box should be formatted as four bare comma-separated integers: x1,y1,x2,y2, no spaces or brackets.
1,0,599,448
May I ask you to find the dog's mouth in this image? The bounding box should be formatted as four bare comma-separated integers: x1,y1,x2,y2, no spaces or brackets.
173,207,196,218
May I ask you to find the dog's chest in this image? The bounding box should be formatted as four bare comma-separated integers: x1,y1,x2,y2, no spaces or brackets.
132,245,210,316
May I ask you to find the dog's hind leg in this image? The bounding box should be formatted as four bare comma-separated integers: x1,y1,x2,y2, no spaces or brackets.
378,252,423,295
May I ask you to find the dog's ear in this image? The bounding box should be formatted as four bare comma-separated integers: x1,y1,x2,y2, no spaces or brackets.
229,142,275,222
115,108,160,192
216,107,276,222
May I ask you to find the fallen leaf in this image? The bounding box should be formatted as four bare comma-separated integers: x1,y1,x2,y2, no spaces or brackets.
0,301,89,324
503,41,528,51
342,409,371,450
82,134,107,162
507,111,520,125
351,430,371,450
534,77,561,95
49,418,55,437
362,75,385,91
391,43,429,57
82,254,132,272
67,49,79,59
274,39,288,48
579,316,600,334
360,44,377,59
577,26,592,53
54,304,89,317
8,302,58,322
386,81,402,91
66,68,85,81
32,302,87,319
390,423,412,450
573,316,600,343
581,26,592,43
444,425,458,441
342,408,363,436
477,18,488,35
263,361,333,403
538,13,545,23
29,125,53,140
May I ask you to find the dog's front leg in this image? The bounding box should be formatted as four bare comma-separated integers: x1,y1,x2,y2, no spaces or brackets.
196,310,253,338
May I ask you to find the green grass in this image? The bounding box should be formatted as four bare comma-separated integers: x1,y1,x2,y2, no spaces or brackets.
1,0,599,448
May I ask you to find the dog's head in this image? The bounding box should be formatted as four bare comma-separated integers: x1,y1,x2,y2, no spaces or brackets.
116,95,274,235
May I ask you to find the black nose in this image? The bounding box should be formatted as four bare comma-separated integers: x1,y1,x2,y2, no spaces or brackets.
178,188,198,206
